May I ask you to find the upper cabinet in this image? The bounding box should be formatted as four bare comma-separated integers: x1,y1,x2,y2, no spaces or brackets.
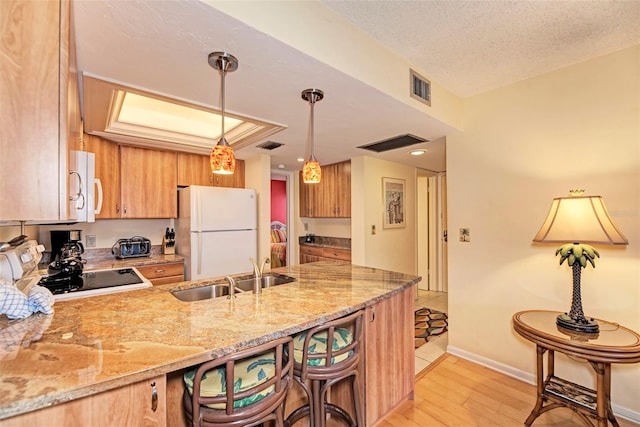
0,0,83,221
177,153,245,189
86,135,177,218
299,160,351,218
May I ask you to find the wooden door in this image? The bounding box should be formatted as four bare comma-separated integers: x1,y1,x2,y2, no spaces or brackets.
85,135,120,218
119,146,177,218
364,286,415,424
299,171,322,217
334,161,351,217
0,0,63,220
212,159,245,188
177,152,212,186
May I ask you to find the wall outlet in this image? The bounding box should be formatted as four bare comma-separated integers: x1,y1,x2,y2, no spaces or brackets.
459,228,470,242
371,225,376,235
86,234,97,248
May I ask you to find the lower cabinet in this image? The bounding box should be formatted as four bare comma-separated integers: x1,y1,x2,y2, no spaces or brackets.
299,244,351,264
0,376,166,426
364,286,415,424
136,261,185,285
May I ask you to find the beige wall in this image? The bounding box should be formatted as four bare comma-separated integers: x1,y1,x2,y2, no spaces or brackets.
447,45,640,415
351,156,417,275
208,0,463,131
244,154,272,267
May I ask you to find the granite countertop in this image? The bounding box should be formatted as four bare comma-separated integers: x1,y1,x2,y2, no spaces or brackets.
0,261,419,420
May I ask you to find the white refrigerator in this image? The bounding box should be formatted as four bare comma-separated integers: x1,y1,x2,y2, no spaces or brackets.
176,186,257,280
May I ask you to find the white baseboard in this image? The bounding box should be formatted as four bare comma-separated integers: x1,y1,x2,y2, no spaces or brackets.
446,345,640,424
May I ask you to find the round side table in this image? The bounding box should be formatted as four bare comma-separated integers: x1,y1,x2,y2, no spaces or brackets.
512,310,640,427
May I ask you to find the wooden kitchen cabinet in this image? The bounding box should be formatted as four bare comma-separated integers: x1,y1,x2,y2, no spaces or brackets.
299,160,350,218
85,134,119,218
0,0,83,222
120,146,177,218
136,261,185,285
364,286,415,424
0,375,166,426
177,152,245,188
299,244,351,264
86,136,177,218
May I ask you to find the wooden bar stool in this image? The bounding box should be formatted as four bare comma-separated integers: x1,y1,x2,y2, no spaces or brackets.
286,310,365,427
183,336,293,427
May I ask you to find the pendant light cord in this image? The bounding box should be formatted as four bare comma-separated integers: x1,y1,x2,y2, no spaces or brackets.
219,60,226,141
308,97,316,161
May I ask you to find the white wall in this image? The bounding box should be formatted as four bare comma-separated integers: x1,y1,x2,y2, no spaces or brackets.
447,45,640,416
352,156,417,275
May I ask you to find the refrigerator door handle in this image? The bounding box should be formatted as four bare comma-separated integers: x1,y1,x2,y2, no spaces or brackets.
197,232,202,276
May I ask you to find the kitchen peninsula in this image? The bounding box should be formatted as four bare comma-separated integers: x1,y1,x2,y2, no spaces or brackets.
0,262,418,426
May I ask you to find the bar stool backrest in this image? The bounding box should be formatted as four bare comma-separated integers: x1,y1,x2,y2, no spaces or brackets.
297,310,364,381
187,336,293,426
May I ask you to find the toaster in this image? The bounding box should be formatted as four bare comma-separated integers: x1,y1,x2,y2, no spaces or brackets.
111,236,151,259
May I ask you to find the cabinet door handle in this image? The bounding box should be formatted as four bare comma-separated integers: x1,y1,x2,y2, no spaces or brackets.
150,381,158,412
68,170,85,209
123,204,128,214
155,269,165,274
369,308,375,322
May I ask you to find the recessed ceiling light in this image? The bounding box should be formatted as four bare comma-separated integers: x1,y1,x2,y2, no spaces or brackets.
409,149,427,156
297,157,305,162
277,164,285,169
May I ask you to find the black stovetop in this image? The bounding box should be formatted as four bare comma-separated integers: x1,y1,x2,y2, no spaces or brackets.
39,268,146,295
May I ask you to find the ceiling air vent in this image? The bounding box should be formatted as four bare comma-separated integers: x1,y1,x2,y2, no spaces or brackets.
410,69,431,106
358,134,428,153
257,141,284,150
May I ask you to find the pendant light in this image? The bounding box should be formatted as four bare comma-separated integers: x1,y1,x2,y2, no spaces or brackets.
208,52,238,175
301,88,324,184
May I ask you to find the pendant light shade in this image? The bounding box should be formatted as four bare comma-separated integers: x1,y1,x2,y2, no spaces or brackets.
301,88,324,184
208,52,238,175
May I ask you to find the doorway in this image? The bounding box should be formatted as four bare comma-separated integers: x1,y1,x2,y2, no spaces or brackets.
416,172,447,291
270,171,293,267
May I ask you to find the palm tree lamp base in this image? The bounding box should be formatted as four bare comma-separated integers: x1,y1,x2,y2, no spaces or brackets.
556,313,599,333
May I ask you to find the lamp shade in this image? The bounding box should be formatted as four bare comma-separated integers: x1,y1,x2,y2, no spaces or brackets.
533,194,628,245
210,142,235,175
302,159,321,184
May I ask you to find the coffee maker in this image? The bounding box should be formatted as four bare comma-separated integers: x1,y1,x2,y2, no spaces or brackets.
50,230,84,261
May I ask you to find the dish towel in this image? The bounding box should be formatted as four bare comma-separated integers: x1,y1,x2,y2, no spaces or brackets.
0,285,55,320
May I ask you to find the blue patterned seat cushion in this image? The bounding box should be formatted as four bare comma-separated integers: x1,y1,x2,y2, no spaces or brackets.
293,328,353,366
183,351,276,409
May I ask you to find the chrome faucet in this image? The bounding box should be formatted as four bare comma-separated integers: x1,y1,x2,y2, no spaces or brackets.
225,276,236,299
249,257,270,294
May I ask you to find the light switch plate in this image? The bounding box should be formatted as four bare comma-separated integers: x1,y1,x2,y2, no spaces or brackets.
86,235,97,248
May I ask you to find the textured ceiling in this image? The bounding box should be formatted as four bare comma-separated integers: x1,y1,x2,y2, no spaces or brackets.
321,0,640,97
73,1,640,174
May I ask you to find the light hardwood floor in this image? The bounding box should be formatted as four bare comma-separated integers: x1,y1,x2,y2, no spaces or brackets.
379,354,639,427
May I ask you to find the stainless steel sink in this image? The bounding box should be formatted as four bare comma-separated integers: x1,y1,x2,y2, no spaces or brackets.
171,284,230,302
170,274,296,302
234,273,296,292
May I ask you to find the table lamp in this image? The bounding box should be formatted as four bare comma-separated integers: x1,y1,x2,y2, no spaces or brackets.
533,190,628,333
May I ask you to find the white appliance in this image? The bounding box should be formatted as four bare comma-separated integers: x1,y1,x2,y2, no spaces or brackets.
69,150,102,223
176,186,257,280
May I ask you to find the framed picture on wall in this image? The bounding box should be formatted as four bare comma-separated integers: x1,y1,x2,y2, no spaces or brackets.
382,177,405,228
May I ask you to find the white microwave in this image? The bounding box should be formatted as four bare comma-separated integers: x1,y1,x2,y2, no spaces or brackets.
69,150,102,223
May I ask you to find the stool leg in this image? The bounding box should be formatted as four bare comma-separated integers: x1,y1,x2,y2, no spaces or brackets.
313,379,323,427
351,373,363,427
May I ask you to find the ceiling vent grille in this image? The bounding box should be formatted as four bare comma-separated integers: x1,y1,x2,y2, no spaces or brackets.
358,134,428,153
257,141,284,150
410,69,431,106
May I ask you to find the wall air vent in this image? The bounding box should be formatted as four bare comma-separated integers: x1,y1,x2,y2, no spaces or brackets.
358,134,428,153
257,141,284,150
410,69,431,106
